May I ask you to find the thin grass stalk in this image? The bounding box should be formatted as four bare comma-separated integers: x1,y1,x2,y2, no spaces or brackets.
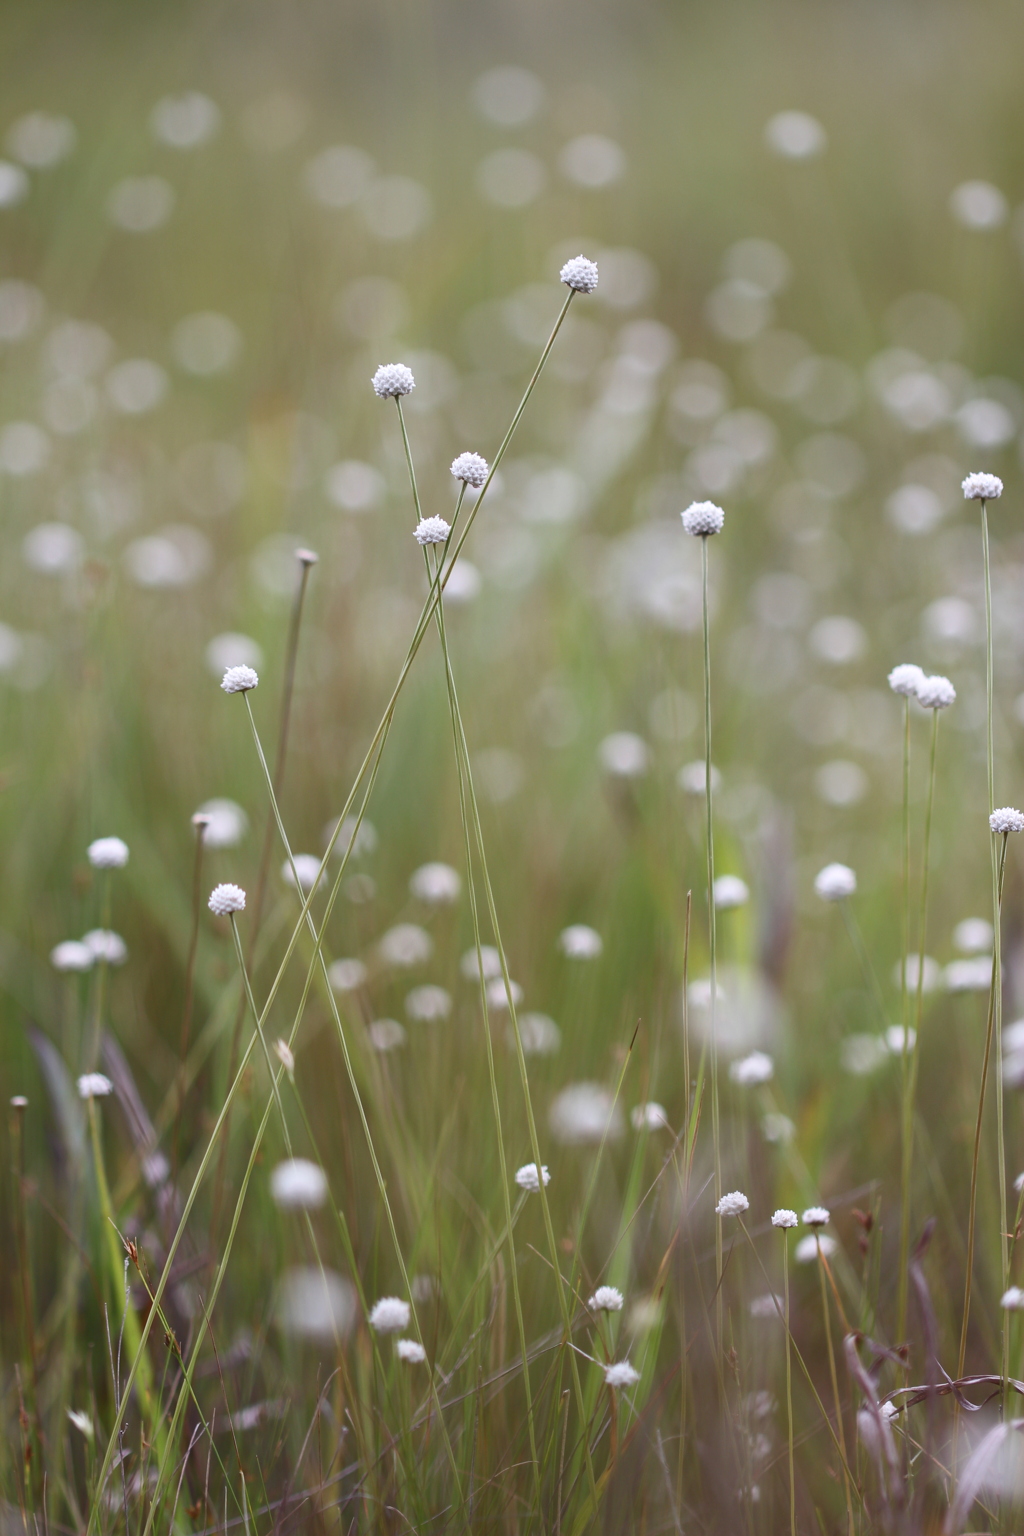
816,1235,854,1535
9,1097,42,1461
172,818,206,1178
699,535,723,1352
783,1235,796,1536
896,696,912,1342
87,871,113,1070
839,898,888,1028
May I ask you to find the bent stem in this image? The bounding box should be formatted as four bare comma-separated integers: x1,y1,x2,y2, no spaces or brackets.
699,535,722,1348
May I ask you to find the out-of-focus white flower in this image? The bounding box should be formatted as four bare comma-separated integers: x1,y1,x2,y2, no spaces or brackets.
814,863,856,901
194,798,248,849
560,255,599,294
461,945,502,981
328,958,367,993
880,1400,898,1422
205,633,262,679
681,500,725,536
841,1034,889,1076
764,110,826,159
450,452,489,487
513,1013,562,1055
795,1233,838,1263
409,862,461,904
945,957,993,993
88,836,129,869
51,940,94,972
282,854,322,893
378,924,433,967
679,760,722,795
369,1296,411,1333
730,1051,774,1086
369,1019,406,1052
559,924,603,959
270,1158,328,1209
714,875,749,909
77,1073,113,1099
716,1191,749,1217
371,363,415,399
604,1360,640,1388
772,1209,798,1229
893,955,941,993
274,1038,295,1072
916,674,955,710
763,1112,796,1143
414,515,451,546
221,665,259,694
962,472,1003,501
599,732,649,778
396,1338,426,1362
515,1162,550,1193
950,181,1007,230
955,917,994,954
82,930,128,965
589,1285,624,1311
405,985,452,1022
888,663,925,698
277,1267,356,1340
486,976,524,1010
750,1292,783,1317
631,1102,669,1131
1001,1287,1024,1311
209,883,246,915
550,1083,624,1145
803,1205,830,1227
66,1408,94,1439
885,1025,917,1054
991,808,1024,834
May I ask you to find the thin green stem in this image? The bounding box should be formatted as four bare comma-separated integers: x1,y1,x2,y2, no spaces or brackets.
700,536,722,1348
784,1238,795,1536
896,697,911,1342
817,1236,854,1536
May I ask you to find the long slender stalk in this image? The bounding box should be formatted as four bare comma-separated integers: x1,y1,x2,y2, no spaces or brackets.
699,535,722,1348
896,697,912,1341
783,1237,795,1536
172,818,206,1177
817,1235,854,1536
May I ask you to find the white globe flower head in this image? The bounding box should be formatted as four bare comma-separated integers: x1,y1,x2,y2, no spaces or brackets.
802,1205,830,1227
77,1072,113,1100
795,1233,838,1262
209,882,246,915
772,1208,798,1229
88,836,129,869
270,1158,328,1209
916,674,956,710
221,664,259,694
560,254,599,294
955,917,993,954
714,875,749,910
603,1361,639,1389
681,500,725,537
589,1285,625,1312
887,663,925,698
82,930,128,965
450,451,489,488
372,363,415,399
51,940,95,972
962,472,1003,501
413,515,451,546
729,1051,774,1087
274,1038,295,1072
630,1102,669,1131
814,863,856,901
991,808,1024,835
194,799,248,848
409,862,461,904
716,1190,749,1217
396,1338,426,1363
282,854,322,893
1001,1287,1024,1311
559,924,603,959
515,1161,550,1193
369,1296,411,1333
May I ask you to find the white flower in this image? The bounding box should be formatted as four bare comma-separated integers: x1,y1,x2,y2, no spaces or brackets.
962,472,1003,501
194,798,248,848
795,1233,838,1263
630,1102,669,1131
955,917,994,954
328,958,367,993
893,954,941,993
885,1025,917,1054
413,515,451,546
51,940,94,972
603,1361,639,1388
396,1338,426,1363
371,363,415,399
270,1158,328,1209
729,1051,773,1086
945,957,993,993
802,1205,830,1227
589,1285,624,1312
559,924,603,959
486,976,524,1010
409,862,461,904
87,836,129,869
208,882,246,915
814,862,856,901
369,1296,411,1333
750,1292,783,1317
678,760,722,795
461,944,502,981
221,664,259,694
274,1038,295,1072
772,1209,798,1229
82,930,128,965
77,1072,113,1099
880,1400,898,1422
1001,1287,1024,1311
763,1112,796,1143
560,254,599,294
282,854,322,893
513,1012,562,1055
549,1083,624,1145
681,500,725,537
405,984,452,1022
991,807,1024,834
450,451,489,487
714,875,749,910
66,1409,94,1439
277,1267,357,1341
369,1019,407,1052
599,732,649,778
716,1190,749,1217
378,923,433,967
916,674,955,710
887,663,925,698
515,1162,550,1192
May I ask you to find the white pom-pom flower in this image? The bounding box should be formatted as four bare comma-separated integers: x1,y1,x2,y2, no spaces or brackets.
772,1209,799,1229
916,674,956,710
371,363,415,399
716,1190,749,1217
714,875,749,910
77,1072,113,1099
803,1205,830,1227
221,665,259,694
450,452,489,488
991,808,1024,834
603,1361,639,1388
814,863,856,901
795,1233,838,1262
887,663,925,698
589,1285,624,1312
274,1038,295,1072
729,1051,774,1086
82,930,128,965
51,940,95,972
369,1296,411,1333
559,924,603,959
962,472,1003,501
515,1161,550,1193
88,836,129,869
270,1158,328,1210
409,862,461,904
209,882,246,915
396,1338,426,1362
413,515,451,546
681,500,725,537
630,1102,669,1131
282,854,322,893
560,254,599,293
1001,1287,1024,1311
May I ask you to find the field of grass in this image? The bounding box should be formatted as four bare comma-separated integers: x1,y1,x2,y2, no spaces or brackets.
4,0,1024,1529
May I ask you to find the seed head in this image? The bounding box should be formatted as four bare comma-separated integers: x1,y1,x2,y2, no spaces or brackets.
802,1205,830,1227
604,1361,640,1388
681,500,725,537
887,663,925,698
962,472,1003,501
990,807,1024,835
515,1161,550,1193
221,664,259,694
772,1208,799,1229
88,836,129,869
208,882,246,915
450,451,489,488
560,254,599,294
814,862,856,901
369,1296,411,1333
396,1338,426,1362
413,515,451,546
77,1072,113,1099
916,674,956,710
716,1190,749,1217
371,363,415,399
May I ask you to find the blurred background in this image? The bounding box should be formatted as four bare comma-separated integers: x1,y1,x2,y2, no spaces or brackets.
4,0,1024,1522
